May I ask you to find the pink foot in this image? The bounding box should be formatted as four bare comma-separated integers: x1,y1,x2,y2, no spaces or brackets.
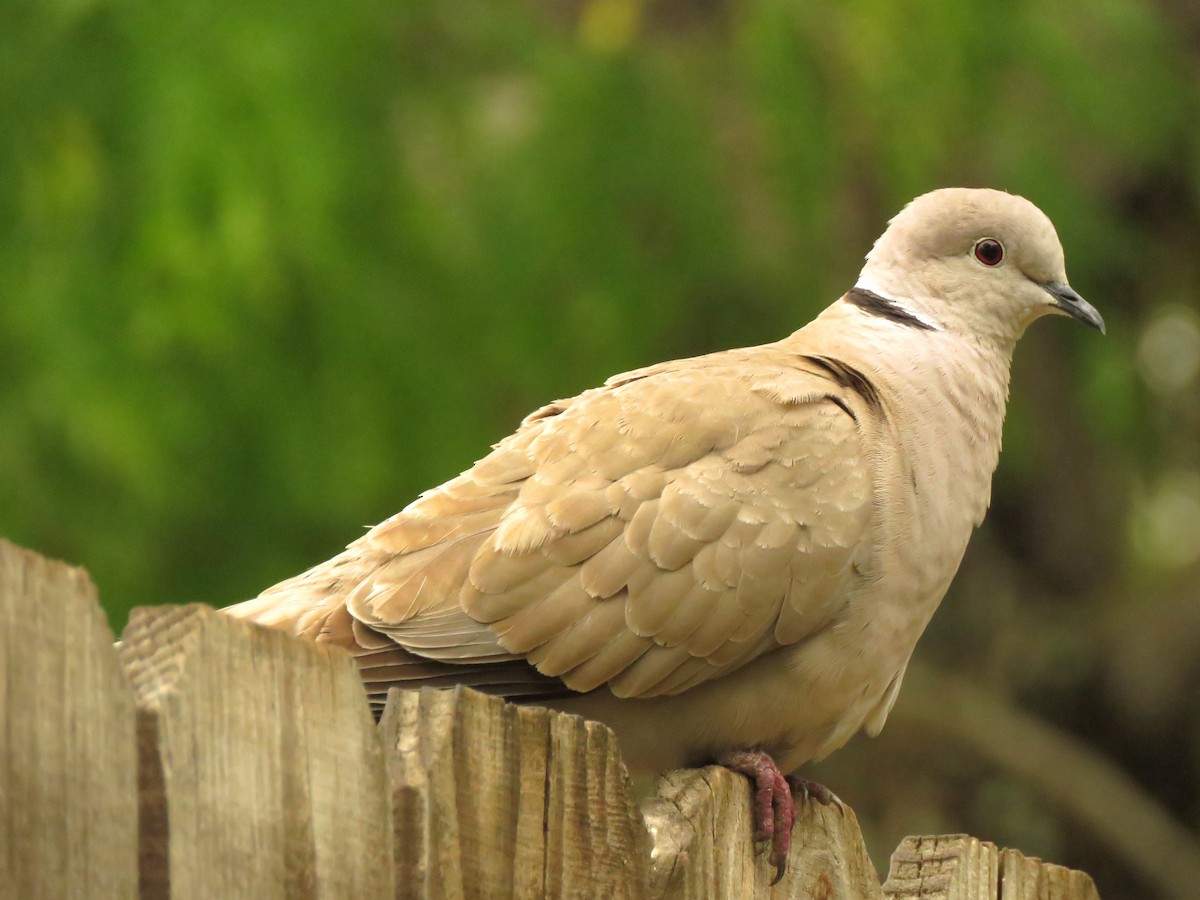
718,748,796,885
786,774,845,813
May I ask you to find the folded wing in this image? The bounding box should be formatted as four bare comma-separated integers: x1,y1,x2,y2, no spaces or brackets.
226,349,877,705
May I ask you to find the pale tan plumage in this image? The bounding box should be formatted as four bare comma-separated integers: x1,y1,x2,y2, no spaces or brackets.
226,188,1103,777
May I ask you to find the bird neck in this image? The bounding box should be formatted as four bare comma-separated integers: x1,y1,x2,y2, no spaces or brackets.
852,270,1032,348
805,293,1016,409
793,297,1016,526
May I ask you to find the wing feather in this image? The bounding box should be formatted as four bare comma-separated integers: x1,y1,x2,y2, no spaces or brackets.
226,349,878,703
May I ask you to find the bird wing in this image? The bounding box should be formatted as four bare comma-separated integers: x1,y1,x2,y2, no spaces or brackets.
228,346,878,700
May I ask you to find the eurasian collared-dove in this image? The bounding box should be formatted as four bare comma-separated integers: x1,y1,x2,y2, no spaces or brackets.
226,187,1104,876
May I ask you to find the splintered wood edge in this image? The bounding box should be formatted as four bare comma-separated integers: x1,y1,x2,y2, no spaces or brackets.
881,834,994,899
882,835,1100,900
544,704,650,898
380,686,650,898
997,847,1101,900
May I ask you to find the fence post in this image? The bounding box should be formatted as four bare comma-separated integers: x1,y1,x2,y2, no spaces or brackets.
381,685,651,899
0,538,1111,899
881,834,1101,900
643,766,884,899
120,604,394,899
0,539,139,898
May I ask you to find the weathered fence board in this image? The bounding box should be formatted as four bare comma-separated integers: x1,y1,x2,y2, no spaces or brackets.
996,847,1101,899
644,766,885,899
0,539,1104,899
0,539,138,898
381,685,650,898
120,604,393,899
882,834,1100,900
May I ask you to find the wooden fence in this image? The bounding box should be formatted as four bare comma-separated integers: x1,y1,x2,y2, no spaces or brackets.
0,538,1100,898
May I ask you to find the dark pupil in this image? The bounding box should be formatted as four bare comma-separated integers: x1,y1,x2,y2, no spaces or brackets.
976,240,1002,265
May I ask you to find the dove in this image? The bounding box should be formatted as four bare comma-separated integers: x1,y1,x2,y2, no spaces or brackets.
225,187,1104,879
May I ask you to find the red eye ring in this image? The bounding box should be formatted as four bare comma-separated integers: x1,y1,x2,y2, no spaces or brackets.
974,238,1004,266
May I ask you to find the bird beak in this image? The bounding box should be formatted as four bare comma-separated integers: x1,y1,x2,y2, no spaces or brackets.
1042,281,1105,334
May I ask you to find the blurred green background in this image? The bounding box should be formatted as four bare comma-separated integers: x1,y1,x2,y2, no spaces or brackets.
3,0,1199,894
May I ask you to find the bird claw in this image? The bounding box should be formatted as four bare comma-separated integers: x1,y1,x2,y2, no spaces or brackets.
786,775,845,814
717,748,797,885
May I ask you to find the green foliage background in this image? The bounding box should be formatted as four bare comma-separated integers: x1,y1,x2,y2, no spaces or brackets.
4,0,1199,894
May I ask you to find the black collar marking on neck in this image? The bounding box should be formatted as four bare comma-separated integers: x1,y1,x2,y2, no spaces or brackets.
845,287,935,331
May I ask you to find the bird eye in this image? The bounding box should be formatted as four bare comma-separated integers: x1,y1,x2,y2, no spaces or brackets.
973,238,1004,267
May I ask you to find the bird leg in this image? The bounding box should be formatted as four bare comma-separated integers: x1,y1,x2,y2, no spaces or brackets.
717,748,796,884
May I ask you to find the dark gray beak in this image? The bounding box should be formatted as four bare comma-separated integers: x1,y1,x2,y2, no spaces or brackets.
1042,281,1105,334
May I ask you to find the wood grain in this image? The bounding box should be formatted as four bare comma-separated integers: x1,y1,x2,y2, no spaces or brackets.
120,604,393,899
381,685,650,899
643,766,884,899
0,537,1108,899
0,539,138,898
882,834,1100,900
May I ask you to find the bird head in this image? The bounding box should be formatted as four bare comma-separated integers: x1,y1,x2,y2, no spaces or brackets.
857,188,1105,344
